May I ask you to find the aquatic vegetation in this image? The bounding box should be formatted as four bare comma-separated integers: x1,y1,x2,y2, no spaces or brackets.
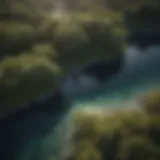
69,90,160,160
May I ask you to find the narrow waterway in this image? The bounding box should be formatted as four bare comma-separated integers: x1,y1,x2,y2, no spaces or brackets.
1,45,160,160
70,45,160,109
18,45,160,160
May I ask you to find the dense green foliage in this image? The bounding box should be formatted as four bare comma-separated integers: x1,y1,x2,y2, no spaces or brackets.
0,1,160,159
70,90,160,160
0,1,127,118
0,0,160,117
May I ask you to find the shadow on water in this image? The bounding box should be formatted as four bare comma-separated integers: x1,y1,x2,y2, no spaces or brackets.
71,45,160,105
0,45,160,160
0,90,70,160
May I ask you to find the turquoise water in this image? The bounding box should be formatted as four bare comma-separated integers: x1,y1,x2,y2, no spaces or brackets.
71,46,160,109
6,46,160,160
48,46,160,159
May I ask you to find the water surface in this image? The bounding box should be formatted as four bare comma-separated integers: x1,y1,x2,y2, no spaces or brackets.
2,45,160,160
70,45,160,109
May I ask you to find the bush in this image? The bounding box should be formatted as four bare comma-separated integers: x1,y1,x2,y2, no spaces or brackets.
50,12,127,71
0,6,127,118
142,90,160,115
69,91,160,160
0,53,61,118
119,136,160,160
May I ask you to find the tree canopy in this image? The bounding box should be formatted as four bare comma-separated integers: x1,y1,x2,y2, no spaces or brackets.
0,0,127,118
70,90,160,160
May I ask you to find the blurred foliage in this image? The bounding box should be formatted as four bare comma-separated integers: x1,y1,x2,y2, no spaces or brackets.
0,0,159,117
0,1,159,159
53,12,126,71
0,0,159,115
70,90,160,160
94,0,160,46
142,90,160,115
101,0,160,12
0,53,61,117
0,0,127,118
61,0,160,47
